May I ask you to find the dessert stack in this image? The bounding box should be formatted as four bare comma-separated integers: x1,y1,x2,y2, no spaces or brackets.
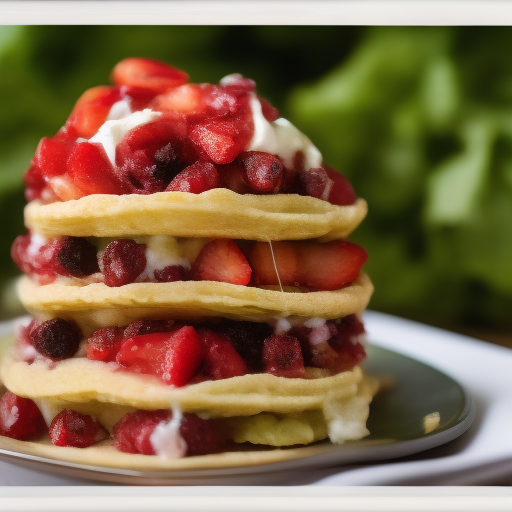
0,58,377,468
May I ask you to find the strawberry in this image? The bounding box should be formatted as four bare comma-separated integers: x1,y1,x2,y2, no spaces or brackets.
150,84,204,115
299,240,367,291
324,166,357,206
248,241,300,287
67,142,127,196
66,85,122,138
166,161,220,194
49,409,108,448
197,329,248,380
101,239,147,287
191,239,252,285
218,161,252,194
33,130,77,178
0,391,46,441
111,58,188,93
262,334,305,378
86,326,124,362
249,240,367,291
116,327,204,387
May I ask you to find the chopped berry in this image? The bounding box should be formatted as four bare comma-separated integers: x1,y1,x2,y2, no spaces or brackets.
56,237,99,277
218,161,252,194
249,240,367,291
299,240,367,291
33,130,77,178
166,161,220,194
179,413,228,456
262,334,305,378
30,318,82,360
0,391,46,441
122,319,180,339
248,241,300,287
116,327,204,387
101,239,147,287
86,326,124,362
191,239,252,285
116,118,196,193
324,166,357,206
113,409,171,455
67,142,127,196
113,409,227,457
154,265,191,282
238,151,283,193
298,167,333,201
219,74,256,93
111,58,189,93
49,409,108,448
66,85,122,138
214,319,272,372
259,98,280,122
197,329,248,380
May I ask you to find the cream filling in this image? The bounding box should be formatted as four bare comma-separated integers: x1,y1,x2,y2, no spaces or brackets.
149,406,187,459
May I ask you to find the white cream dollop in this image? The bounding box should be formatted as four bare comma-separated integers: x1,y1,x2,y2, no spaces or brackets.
247,96,322,171
88,107,162,167
150,407,187,459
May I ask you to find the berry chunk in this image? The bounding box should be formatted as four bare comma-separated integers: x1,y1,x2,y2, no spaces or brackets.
154,265,191,283
33,130,77,178
122,319,180,339
111,58,189,93
298,167,333,201
66,85,122,138
49,410,108,448
57,237,99,277
67,142,127,196
191,239,252,285
30,318,82,360
262,334,305,378
214,320,273,372
324,166,357,206
113,409,227,457
86,326,124,362
197,329,248,380
238,151,283,193
116,327,204,387
0,391,46,441
113,409,171,455
101,239,147,287
166,161,220,194
249,240,367,291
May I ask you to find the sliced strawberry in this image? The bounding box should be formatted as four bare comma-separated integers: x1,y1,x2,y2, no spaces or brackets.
33,130,77,178
324,166,357,206
0,391,46,441
67,142,127,196
191,239,252,285
49,409,108,448
111,58,188,93
188,119,246,165
238,151,283,193
258,97,280,122
262,334,305,378
24,163,47,202
197,329,248,380
116,327,204,387
151,84,204,115
166,161,220,194
248,241,300,287
249,240,366,291
86,326,124,362
299,240,367,291
66,85,122,138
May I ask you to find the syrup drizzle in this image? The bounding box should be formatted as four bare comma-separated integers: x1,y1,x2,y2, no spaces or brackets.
268,240,284,292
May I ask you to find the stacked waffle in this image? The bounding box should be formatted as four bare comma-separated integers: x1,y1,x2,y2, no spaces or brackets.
0,59,377,468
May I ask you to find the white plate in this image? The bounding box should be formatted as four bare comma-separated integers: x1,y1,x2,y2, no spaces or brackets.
0,312,487,485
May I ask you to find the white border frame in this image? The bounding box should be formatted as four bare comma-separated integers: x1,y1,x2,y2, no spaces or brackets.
0,1,511,26
0,2,512,509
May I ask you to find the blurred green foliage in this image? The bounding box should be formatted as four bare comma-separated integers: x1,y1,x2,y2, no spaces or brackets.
1,26,511,331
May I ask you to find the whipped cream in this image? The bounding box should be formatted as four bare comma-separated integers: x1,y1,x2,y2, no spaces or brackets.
88,107,162,167
150,406,187,459
248,96,322,171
